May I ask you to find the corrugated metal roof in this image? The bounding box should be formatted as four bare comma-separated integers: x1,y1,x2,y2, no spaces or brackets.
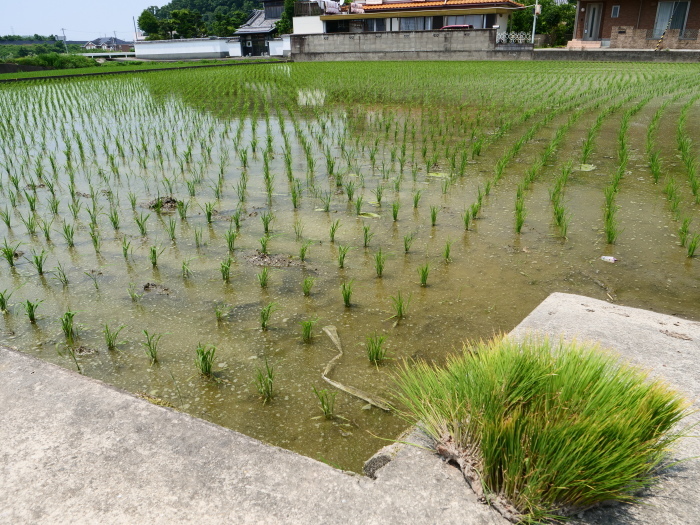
363,0,523,10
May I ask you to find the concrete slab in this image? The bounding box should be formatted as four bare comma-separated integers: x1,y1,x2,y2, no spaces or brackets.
0,345,505,525
1,292,698,524
511,293,700,525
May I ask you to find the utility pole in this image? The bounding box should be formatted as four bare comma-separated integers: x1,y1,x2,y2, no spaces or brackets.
531,0,540,44
61,28,68,54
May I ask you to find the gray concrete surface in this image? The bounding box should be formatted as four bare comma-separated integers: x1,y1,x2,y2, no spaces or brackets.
0,345,506,525
1,292,698,524
511,293,700,525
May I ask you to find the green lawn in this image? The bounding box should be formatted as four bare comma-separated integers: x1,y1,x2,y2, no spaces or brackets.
0,58,283,81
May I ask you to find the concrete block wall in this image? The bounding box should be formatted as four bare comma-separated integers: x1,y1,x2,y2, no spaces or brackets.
291,29,496,60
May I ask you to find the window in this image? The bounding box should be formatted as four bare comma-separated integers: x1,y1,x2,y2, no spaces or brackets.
363,18,387,31
400,17,425,30
611,5,620,17
653,1,689,38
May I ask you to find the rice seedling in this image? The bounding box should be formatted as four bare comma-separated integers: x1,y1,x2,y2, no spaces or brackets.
67,200,82,221
177,199,189,220
687,234,699,258
221,256,233,282
224,228,238,252
215,304,230,322
363,225,374,247
413,190,422,208
103,324,125,350
195,343,216,377
257,266,270,288
340,280,354,307
165,218,177,242
56,342,81,374
429,205,438,226
1,239,21,267
294,219,305,241
372,184,384,205
84,270,100,290
142,330,163,365
337,244,350,268
443,240,453,262
374,248,386,277
27,249,48,275
259,235,270,254
302,276,315,296
60,310,77,342
19,212,38,235
418,263,430,286
300,317,318,343
254,359,275,404
389,291,410,321
329,219,340,243
260,302,277,330
149,245,165,268
194,227,204,248
344,180,356,202
0,288,14,313
261,211,274,234
403,233,415,253
395,336,691,523
23,299,41,323
299,240,312,262
312,386,337,419
392,200,400,221
365,333,387,365
355,195,364,215
127,283,143,302
121,237,132,259
135,212,150,236
0,207,11,228
679,217,692,247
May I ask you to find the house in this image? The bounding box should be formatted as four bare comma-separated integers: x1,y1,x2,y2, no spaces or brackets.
567,0,700,48
292,0,522,35
233,0,283,56
83,37,133,52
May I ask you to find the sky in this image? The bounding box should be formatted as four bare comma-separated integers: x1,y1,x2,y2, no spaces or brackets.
2,0,159,40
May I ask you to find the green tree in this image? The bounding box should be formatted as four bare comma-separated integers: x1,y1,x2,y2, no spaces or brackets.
170,9,206,38
275,0,295,35
509,0,575,46
138,9,162,35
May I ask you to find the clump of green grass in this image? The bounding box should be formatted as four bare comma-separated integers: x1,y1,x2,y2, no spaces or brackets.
312,386,336,419
366,333,387,364
389,291,410,321
430,205,438,226
255,359,275,404
195,343,216,377
221,256,233,282
395,336,690,523
299,240,312,262
257,266,269,288
337,245,350,268
687,233,699,258
363,225,374,247
23,299,41,323
329,219,340,243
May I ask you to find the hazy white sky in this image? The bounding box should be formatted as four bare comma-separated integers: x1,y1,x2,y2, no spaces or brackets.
2,0,161,40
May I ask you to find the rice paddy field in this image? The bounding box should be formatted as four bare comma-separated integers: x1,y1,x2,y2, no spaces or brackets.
1,61,699,472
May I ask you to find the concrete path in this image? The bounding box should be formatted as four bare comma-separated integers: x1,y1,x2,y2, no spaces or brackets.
1,292,698,524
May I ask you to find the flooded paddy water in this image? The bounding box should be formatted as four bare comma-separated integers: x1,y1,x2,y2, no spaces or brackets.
0,62,698,471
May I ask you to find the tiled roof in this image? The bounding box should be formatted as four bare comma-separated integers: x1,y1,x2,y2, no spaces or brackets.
234,10,280,34
362,0,523,10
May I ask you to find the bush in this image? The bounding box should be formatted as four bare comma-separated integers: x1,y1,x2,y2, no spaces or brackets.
395,336,690,523
12,53,98,70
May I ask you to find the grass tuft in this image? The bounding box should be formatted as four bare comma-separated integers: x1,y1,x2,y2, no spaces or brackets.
395,336,691,523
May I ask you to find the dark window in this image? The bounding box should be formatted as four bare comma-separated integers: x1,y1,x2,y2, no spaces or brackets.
432,16,444,29
326,20,350,33
484,14,497,28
